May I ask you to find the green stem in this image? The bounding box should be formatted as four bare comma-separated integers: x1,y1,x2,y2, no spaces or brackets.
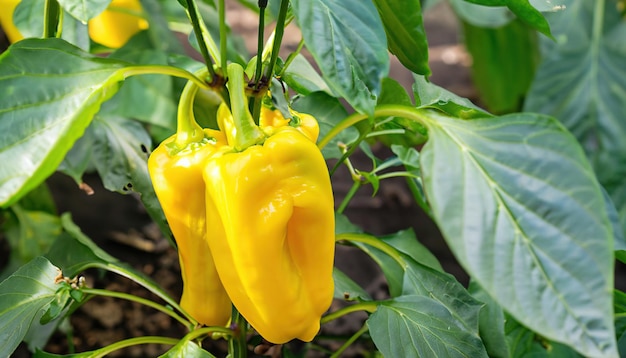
329,325,369,358
320,302,378,325
91,336,179,358
254,0,267,85
122,65,210,89
336,233,407,268
219,0,228,70
318,105,429,150
174,70,207,148
226,63,266,150
81,288,192,329
263,0,290,80
186,326,234,341
337,181,361,215
99,263,196,326
229,306,248,358
185,0,217,79
43,0,60,38
377,172,418,180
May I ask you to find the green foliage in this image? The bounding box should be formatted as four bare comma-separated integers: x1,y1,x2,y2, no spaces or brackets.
0,0,623,357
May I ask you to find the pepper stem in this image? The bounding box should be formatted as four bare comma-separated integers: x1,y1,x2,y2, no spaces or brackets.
225,63,265,150
174,69,209,149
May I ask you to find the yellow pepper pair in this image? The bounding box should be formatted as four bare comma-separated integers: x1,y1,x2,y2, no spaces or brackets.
0,0,147,48
148,64,335,344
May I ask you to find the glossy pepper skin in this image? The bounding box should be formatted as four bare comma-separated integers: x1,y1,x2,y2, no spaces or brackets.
0,0,146,48
203,104,335,344
147,129,232,327
259,106,320,143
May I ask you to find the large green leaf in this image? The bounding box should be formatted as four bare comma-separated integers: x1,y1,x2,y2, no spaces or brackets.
419,110,617,357
291,0,389,115
524,0,626,240
0,38,127,208
372,0,430,75
0,256,60,357
367,295,488,357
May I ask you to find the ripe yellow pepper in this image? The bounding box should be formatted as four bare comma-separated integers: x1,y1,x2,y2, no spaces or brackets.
203,101,335,344
148,128,233,327
259,105,320,143
147,74,232,327
0,0,146,48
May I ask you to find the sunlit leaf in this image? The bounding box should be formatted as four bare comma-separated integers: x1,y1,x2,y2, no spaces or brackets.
420,111,617,357
462,0,553,36
0,38,127,207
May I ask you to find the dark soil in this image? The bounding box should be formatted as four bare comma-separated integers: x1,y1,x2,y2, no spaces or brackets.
2,2,477,357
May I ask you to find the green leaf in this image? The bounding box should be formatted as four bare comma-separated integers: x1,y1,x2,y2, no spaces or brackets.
1,206,62,280
13,0,45,38
291,0,389,114
504,315,584,357
281,54,332,96
449,0,514,28
420,111,617,357
462,18,539,114
372,0,430,75
46,213,119,276
374,78,427,147
332,267,371,301
462,0,553,36
402,258,483,334
385,228,442,272
56,0,111,22
159,339,216,358
290,91,358,159
0,38,128,208
468,281,509,358
524,0,626,241
413,75,489,118
0,256,60,358
88,114,170,241
46,213,180,313
367,295,488,358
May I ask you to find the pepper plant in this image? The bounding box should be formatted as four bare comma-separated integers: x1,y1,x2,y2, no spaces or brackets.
0,0,625,357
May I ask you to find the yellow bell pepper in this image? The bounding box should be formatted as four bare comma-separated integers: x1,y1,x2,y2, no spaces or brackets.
0,0,22,43
259,105,320,143
203,102,335,344
147,74,232,327
88,0,148,48
0,0,146,48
